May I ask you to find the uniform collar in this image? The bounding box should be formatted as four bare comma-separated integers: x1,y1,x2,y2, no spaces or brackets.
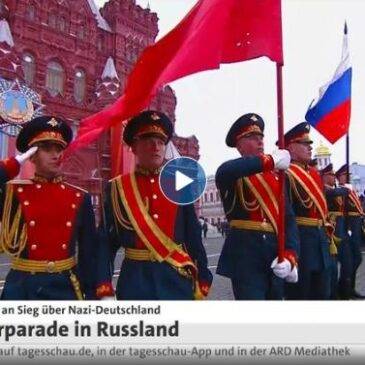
292,161,309,170
324,183,335,189
134,165,161,176
32,174,63,183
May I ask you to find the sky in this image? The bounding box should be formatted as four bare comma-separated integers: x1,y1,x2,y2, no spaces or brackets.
94,0,365,175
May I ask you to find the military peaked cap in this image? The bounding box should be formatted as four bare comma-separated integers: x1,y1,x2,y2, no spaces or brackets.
123,110,173,146
16,115,73,153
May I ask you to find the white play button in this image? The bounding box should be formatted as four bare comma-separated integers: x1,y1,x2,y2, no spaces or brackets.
175,170,194,191
160,157,207,205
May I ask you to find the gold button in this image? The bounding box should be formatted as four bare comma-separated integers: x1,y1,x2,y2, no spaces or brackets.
153,214,159,219
152,194,157,200
36,184,42,189
60,184,65,189
46,261,56,273
24,201,30,206
29,220,36,227
66,221,72,227
31,244,37,250
62,244,67,250
71,204,76,209
76,193,81,197
150,178,155,183
17,187,23,193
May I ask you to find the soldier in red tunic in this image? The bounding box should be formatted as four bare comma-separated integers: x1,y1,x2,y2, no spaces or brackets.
0,115,113,300
99,110,213,300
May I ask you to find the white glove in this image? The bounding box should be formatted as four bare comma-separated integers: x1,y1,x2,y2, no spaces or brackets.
100,296,116,301
344,183,353,191
285,266,298,283
271,257,291,279
271,149,291,170
15,146,38,165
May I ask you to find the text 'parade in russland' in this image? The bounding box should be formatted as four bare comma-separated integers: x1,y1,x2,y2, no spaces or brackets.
0,320,179,342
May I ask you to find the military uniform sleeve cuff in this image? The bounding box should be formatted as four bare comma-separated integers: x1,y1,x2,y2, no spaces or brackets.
260,154,275,172
193,279,211,300
96,282,114,299
283,249,298,270
0,157,20,180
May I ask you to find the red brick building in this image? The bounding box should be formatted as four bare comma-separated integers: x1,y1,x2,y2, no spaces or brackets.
0,0,199,221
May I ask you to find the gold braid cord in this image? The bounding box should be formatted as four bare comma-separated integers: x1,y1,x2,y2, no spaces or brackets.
236,178,267,220
288,173,313,208
69,271,83,300
0,185,27,257
224,185,237,216
237,178,260,211
111,179,134,230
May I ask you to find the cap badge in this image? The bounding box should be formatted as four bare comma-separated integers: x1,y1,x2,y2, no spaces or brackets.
150,112,160,121
47,118,59,127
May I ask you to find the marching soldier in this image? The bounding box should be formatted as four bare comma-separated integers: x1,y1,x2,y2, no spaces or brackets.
99,110,213,300
320,163,351,299
284,122,332,299
336,164,364,299
0,115,111,300
215,113,299,300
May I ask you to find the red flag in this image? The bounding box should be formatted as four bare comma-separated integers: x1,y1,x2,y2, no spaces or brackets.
68,0,282,154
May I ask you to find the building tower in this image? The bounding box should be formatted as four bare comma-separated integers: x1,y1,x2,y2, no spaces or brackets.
314,141,331,170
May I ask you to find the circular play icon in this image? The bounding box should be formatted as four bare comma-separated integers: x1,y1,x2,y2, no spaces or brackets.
159,157,207,205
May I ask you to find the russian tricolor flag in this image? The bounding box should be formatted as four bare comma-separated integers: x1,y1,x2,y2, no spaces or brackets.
305,23,352,144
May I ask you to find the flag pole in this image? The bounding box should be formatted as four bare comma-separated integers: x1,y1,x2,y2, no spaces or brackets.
276,62,285,262
346,133,350,183
345,21,350,184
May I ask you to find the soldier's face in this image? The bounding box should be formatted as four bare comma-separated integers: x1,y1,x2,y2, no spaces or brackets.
236,134,264,156
322,172,336,187
132,135,166,169
337,174,347,185
30,142,64,177
287,141,312,164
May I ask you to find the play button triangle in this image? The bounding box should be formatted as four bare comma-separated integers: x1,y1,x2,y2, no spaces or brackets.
175,170,194,191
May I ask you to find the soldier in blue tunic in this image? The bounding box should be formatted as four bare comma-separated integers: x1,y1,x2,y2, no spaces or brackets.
336,164,364,299
99,110,213,300
0,115,111,300
284,122,332,300
215,113,299,300
320,163,351,299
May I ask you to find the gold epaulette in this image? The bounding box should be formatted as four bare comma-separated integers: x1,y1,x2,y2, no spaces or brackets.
7,179,33,185
63,182,88,194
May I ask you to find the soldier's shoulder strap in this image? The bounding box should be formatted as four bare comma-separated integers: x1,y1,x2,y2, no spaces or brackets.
7,179,33,185
63,182,89,194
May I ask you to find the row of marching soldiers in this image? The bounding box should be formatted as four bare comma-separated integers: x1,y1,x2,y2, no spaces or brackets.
215,113,364,300
319,162,364,299
0,111,364,300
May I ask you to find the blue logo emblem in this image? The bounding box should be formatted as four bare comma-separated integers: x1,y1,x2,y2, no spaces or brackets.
159,157,207,205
